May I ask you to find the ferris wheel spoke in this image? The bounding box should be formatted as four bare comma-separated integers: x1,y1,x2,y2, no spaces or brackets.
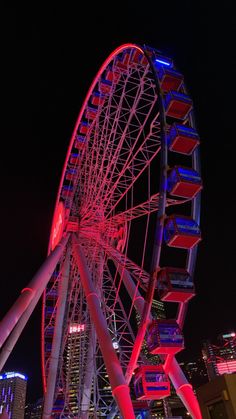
83,65,153,211
80,232,150,287
80,193,189,247
81,75,133,211
102,262,136,364
80,68,157,217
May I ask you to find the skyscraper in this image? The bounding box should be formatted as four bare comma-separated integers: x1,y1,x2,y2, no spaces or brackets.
178,358,208,389
202,331,236,380
0,372,27,419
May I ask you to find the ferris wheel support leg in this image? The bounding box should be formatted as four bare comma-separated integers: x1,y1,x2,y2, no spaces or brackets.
115,268,202,418
0,291,40,372
167,357,202,419
42,246,71,419
72,235,135,419
117,265,150,320
0,234,69,349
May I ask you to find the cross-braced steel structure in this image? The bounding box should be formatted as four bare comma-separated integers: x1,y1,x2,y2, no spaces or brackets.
0,44,203,418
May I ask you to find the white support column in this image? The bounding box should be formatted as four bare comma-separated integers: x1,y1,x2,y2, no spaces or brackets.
115,266,202,418
42,246,71,419
0,234,69,349
72,234,135,419
0,295,37,372
0,236,69,371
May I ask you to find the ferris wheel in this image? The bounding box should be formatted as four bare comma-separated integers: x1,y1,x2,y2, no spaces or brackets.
0,44,203,419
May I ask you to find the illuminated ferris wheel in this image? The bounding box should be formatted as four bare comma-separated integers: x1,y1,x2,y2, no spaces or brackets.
0,44,203,419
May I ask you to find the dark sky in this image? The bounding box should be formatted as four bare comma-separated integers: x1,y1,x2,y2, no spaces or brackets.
0,1,235,403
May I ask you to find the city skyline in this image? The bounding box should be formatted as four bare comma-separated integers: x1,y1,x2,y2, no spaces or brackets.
0,1,235,408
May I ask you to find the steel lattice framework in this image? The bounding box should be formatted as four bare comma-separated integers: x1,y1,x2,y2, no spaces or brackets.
0,43,202,419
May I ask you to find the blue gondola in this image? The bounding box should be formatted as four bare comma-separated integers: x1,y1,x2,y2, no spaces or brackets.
167,123,200,154
85,106,98,121
157,67,183,92
157,267,195,303
147,320,184,355
45,326,54,337
70,152,81,165
45,342,52,353
115,52,130,70
164,91,192,120
164,215,201,249
91,91,105,106
79,121,89,134
167,166,202,198
104,66,120,83
66,168,78,181
99,79,112,95
47,288,58,299
134,365,170,400
62,185,73,199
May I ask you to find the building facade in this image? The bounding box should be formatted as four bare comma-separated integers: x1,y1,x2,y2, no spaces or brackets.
0,372,27,419
202,332,236,380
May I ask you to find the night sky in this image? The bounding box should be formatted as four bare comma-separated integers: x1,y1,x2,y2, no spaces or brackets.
1,2,235,404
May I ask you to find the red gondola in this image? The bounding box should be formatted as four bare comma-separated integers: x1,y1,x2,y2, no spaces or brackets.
167,166,202,198
147,319,184,355
165,91,192,120
164,215,201,249
134,365,170,400
157,267,195,303
167,123,200,154
158,67,183,92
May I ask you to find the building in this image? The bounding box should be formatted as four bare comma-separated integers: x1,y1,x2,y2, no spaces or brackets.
24,397,43,418
0,372,27,419
196,373,236,418
179,357,208,389
202,332,236,380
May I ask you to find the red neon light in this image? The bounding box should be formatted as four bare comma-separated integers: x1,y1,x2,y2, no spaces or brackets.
21,287,33,294
50,201,65,251
69,324,85,333
216,360,236,375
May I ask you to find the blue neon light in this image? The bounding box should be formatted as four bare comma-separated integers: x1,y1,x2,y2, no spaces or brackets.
0,372,27,380
155,58,171,66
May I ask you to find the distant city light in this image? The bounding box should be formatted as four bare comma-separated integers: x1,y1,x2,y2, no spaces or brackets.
155,58,171,66
0,372,27,380
222,332,235,339
216,360,236,375
69,324,85,334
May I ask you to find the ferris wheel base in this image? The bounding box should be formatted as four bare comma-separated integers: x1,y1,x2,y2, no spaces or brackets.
112,384,136,419
176,383,202,419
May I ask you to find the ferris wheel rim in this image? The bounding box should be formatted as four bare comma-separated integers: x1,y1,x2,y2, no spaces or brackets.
47,43,145,256
42,42,161,397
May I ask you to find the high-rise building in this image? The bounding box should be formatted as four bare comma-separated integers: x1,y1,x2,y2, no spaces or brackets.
0,372,27,419
25,397,43,418
202,331,236,380
178,357,208,389
53,322,87,416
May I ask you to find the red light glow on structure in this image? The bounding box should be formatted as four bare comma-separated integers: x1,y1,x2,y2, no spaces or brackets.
69,324,85,334
216,361,236,375
50,201,65,251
